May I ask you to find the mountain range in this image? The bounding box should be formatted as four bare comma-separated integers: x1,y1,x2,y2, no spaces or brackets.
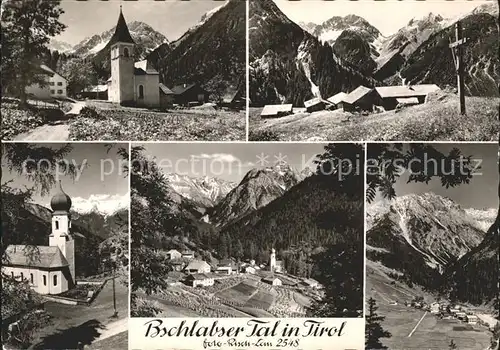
48,0,244,95
252,1,499,105
367,192,497,304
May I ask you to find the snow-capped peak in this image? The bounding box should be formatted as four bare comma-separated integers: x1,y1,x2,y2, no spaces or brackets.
71,193,129,217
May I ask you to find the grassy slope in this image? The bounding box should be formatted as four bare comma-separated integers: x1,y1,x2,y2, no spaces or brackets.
69,101,245,141
249,96,499,141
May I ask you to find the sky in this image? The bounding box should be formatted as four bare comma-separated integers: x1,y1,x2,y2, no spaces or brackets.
2,143,129,214
274,0,494,36
136,143,329,183
54,0,225,45
372,143,499,210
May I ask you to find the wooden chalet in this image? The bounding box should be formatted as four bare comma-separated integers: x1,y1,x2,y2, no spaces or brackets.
260,104,293,118
171,83,209,106
342,86,381,112
326,92,348,110
374,84,440,110
304,97,325,113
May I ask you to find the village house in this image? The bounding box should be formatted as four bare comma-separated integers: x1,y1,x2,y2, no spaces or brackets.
159,84,175,109
185,274,214,288
456,312,467,320
220,86,245,110
262,276,282,286
181,250,195,259
166,249,182,260
430,302,440,314
374,84,440,110
184,260,211,274
466,315,478,325
25,65,56,100
244,266,256,274
260,104,293,118
2,182,75,295
170,83,209,107
326,92,347,110
106,8,160,108
47,66,68,98
342,86,381,113
301,278,320,289
216,259,237,275
304,97,325,113
81,85,109,100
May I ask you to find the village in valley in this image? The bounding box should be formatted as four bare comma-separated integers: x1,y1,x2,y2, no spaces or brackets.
1,143,130,349
131,143,364,319
249,0,499,141
1,0,245,142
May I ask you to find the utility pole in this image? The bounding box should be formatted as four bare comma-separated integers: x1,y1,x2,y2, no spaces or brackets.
449,21,468,115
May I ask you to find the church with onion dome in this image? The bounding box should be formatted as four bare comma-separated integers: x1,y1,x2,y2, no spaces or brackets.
2,181,76,295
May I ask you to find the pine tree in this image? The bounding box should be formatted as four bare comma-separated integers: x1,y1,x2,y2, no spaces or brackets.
365,297,391,350
1,0,66,105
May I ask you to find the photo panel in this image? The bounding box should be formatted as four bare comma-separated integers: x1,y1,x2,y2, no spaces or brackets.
129,142,365,349
365,142,499,350
1,0,246,142
248,0,499,142
1,142,130,349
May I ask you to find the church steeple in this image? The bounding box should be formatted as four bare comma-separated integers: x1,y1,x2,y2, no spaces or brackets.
110,6,135,45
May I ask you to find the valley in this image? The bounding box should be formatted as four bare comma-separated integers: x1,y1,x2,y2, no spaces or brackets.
366,189,498,350
131,143,365,319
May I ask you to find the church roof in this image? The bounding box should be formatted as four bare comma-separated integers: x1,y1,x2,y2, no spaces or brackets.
50,181,72,214
134,60,159,75
109,8,135,45
4,245,69,269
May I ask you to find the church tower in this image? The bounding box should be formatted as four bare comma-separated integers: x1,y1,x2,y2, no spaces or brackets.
49,181,75,286
269,248,276,272
109,6,135,105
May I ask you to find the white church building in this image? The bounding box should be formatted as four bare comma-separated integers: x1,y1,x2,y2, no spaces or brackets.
2,181,75,295
107,7,160,108
269,248,284,273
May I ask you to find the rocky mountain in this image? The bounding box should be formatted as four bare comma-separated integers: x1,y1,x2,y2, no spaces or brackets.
374,13,448,80
74,21,168,58
400,11,499,96
165,173,236,208
443,214,498,304
147,0,245,98
464,207,498,232
367,193,486,288
48,39,74,53
207,163,308,227
333,30,378,76
298,21,318,35
311,14,381,49
249,0,378,106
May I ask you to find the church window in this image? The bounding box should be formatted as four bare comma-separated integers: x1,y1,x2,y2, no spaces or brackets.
21,272,24,280
124,47,129,57
43,275,47,286
53,275,58,286
51,90,55,94
55,220,59,230
57,90,63,94
30,273,34,284
138,85,144,99
57,82,63,86
11,271,14,278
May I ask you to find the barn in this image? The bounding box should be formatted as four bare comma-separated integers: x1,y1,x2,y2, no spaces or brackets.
326,92,347,110
184,260,211,274
185,274,214,288
260,104,293,118
159,83,175,109
171,83,209,106
304,97,325,113
374,84,440,110
342,86,381,112
220,86,245,110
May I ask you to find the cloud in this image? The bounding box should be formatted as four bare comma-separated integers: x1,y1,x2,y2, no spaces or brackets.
192,153,242,163
71,192,129,216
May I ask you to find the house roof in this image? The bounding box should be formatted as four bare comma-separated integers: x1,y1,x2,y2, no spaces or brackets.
304,97,324,108
343,86,373,104
171,83,199,95
166,249,180,254
261,104,293,116
159,83,175,95
83,85,108,93
222,87,241,103
39,65,56,77
109,9,135,45
303,278,318,285
375,84,440,98
185,260,210,270
262,276,281,283
327,92,348,105
4,245,68,269
186,273,212,280
134,60,159,75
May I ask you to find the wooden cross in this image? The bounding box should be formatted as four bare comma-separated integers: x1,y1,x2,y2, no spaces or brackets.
449,21,468,115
